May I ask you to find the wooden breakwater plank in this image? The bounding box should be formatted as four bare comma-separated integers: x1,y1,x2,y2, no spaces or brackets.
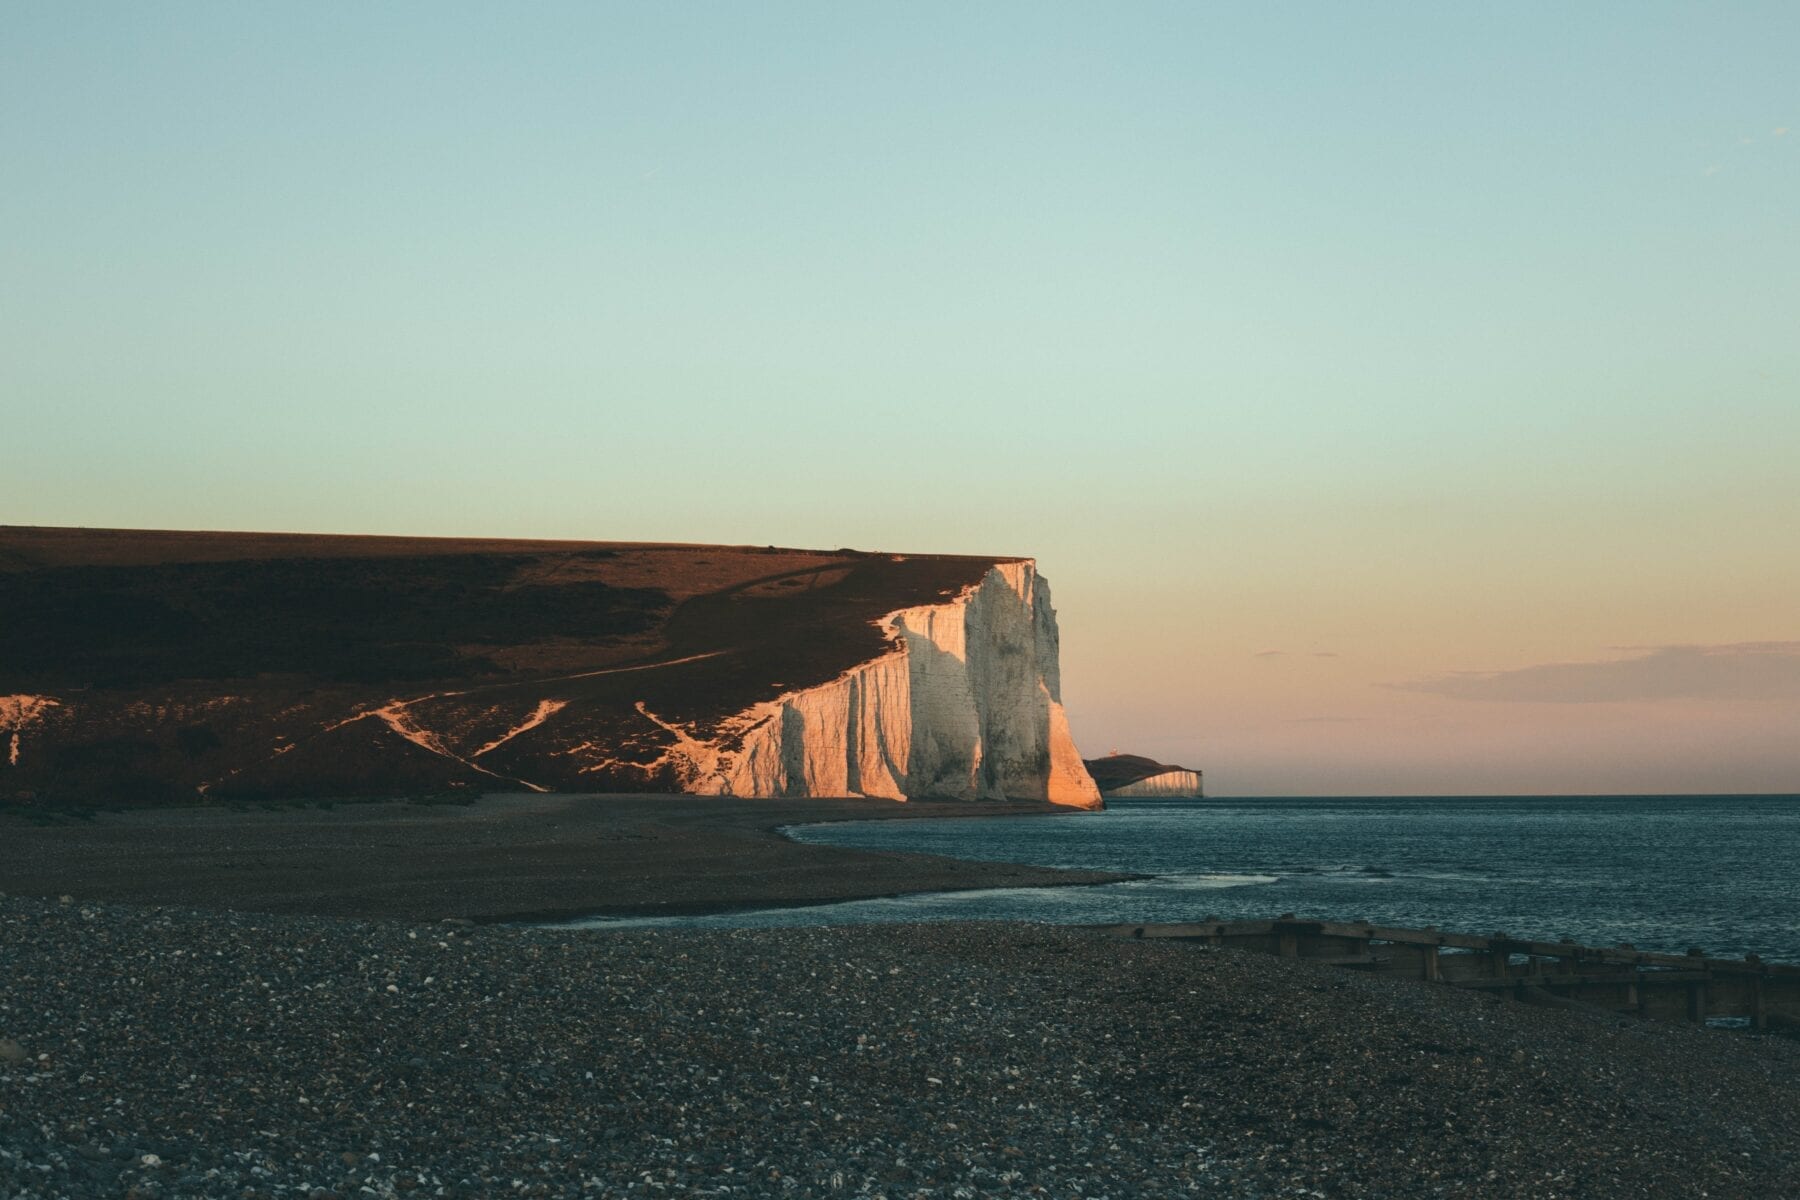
1455,970,1711,988
1107,918,1799,975
1102,916,1800,1032
1125,915,1694,972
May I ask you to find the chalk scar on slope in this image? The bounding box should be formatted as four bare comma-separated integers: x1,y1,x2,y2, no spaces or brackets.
629,701,729,778
0,694,62,769
323,700,552,793
571,687,788,781
472,699,569,759
316,649,734,791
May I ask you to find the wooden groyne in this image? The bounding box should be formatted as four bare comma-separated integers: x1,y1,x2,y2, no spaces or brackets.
1105,915,1800,1032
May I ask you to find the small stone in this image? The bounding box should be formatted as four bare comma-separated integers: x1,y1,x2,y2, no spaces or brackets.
140,1153,163,1167
59,893,75,905
0,1038,26,1064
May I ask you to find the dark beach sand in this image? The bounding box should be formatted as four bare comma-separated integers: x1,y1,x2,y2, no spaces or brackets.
0,792,1127,922
4,793,1799,1198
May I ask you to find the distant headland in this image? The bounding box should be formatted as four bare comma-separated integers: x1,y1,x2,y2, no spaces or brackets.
1085,752,1205,798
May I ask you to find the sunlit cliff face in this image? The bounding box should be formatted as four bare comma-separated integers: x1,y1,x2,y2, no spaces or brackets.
650,562,1102,808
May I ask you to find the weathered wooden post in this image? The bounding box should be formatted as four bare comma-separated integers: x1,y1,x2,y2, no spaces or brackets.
1686,949,1708,1023
1277,914,1299,959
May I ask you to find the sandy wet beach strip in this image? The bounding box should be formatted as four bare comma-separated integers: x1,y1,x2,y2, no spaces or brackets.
3,897,1799,1199
0,794,1127,922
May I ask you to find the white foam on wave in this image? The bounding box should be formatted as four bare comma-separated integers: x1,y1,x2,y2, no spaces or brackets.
1167,873,1280,889
542,879,1147,930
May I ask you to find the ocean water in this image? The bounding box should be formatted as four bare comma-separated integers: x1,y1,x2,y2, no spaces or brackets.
560,796,1800,963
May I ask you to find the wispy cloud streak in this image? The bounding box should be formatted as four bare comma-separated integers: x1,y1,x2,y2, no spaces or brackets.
1388,643,1800,703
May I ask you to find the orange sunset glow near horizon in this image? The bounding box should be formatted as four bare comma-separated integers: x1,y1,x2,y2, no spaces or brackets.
4,5,1795,795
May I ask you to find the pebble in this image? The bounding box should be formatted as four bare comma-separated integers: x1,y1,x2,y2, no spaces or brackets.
2,895,1798,1198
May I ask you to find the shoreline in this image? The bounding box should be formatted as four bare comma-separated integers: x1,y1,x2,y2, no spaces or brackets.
0,791,1135,922
522,872,1146,927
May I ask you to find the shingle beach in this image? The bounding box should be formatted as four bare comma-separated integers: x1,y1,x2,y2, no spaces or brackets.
5,894,1799,1200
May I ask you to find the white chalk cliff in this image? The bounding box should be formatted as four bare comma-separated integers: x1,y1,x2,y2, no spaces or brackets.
1104,769,1204,798
646,562,1102,808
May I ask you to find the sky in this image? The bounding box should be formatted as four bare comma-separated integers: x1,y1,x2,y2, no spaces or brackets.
3,3,1796,795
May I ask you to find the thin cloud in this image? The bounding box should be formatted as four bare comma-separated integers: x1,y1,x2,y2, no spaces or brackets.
1254,650,1286,658
1775,127,1790,137
1288,716,1367,724
1387,642,1800,704
1704,164,1723,176
1310,652,1340,658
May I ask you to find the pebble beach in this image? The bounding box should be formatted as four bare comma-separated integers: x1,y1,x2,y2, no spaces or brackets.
6,893,1800,1199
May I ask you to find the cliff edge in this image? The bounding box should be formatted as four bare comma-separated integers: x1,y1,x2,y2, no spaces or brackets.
0,527,1101,809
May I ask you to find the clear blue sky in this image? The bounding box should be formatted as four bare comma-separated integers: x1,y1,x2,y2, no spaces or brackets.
5,4,1796,793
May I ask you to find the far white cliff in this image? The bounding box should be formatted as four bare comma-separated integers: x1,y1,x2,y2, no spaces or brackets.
655,562,1102,808
1104,769,1204,798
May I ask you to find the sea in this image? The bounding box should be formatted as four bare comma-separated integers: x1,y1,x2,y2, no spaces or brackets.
559,795,1800,963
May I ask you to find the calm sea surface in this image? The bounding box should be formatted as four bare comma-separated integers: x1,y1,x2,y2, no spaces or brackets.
560,796,1800,962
